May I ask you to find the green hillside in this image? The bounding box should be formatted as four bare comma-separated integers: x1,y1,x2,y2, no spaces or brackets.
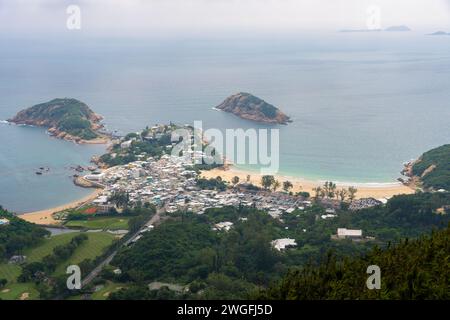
412,144,450,190
9,98,101,140
260,224,450,300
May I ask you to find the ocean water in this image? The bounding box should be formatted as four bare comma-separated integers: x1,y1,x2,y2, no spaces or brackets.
0,33,449,212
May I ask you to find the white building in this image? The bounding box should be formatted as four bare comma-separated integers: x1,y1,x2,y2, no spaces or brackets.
84,173,105,182
271,238,297,251
93,196,109,205
0,218,10,226
336,228,362,239
213,221,233,232
120,140,132,149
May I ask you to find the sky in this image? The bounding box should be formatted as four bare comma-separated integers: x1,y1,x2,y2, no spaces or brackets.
0,0,449,37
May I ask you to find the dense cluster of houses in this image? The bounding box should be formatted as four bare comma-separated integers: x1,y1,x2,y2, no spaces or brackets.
84,153,313,219
348,198,383,211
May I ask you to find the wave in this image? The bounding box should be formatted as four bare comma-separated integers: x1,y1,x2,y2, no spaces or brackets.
0,120,10,124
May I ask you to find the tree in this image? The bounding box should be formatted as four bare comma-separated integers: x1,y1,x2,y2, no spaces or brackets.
337,189,348,202
282,181,293,193
231,176,240,187
348,186,358,201
109,191,129,208
261,175,275,190
272,180,280,192
313,186,323,199
323,181,337,198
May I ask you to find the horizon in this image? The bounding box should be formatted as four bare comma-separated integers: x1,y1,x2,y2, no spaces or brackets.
0,0,449,37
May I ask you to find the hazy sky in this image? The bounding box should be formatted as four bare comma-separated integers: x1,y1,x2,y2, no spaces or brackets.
0,0,449,36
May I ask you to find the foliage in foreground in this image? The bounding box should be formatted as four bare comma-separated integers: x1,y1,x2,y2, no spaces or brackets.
259,224,450,300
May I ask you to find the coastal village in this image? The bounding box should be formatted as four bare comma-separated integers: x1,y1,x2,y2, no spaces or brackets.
65,123,388,248
2,100,449,301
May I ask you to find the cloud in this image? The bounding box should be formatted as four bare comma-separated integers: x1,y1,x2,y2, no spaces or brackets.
0,0,449,36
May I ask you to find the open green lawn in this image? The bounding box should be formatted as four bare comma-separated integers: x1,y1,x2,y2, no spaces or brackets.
65,217,130,230
25,233,79,263
24,232,117,276
54,232,117,275
0,263,21,282
25,232,116,264
0,232,117,300
0,282,39,300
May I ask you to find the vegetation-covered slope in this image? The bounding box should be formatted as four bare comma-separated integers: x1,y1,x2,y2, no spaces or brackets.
108,192,449,299
9,98,103,141
260,224,450,300
412,144,450,190
0,207,50,262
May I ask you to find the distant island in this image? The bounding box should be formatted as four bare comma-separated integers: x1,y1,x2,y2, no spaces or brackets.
9,98,108,144
215,92,291,125
385,25,411,32
427,31,450,36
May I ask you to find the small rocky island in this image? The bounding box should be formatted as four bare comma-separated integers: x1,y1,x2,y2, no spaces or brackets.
9,98,108,143
215,93,291,125
385,25,411,32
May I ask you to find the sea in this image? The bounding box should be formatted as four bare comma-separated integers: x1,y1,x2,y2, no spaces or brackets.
1,32,449,213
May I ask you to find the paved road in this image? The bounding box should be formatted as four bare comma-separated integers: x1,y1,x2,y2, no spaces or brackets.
81,208,164,288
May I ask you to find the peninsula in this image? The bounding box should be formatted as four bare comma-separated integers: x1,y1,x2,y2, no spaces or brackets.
402,144,450,192
215,92,291,125
9,98,108,144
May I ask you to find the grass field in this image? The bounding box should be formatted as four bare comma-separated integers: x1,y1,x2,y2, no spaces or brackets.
65,217,130,230
54,232,117,275
0,282,39,300
0,263,21,282
0,232,117,300
25,232,116,264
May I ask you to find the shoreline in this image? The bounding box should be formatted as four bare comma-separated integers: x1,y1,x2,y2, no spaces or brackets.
3,120,111,145
200,165,415,199
19,188,103,225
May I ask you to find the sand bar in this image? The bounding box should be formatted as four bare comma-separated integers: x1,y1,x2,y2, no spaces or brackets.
201,166,415,199
19,188,103,225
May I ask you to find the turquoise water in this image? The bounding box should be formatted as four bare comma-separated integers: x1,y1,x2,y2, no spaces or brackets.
0,33,449,212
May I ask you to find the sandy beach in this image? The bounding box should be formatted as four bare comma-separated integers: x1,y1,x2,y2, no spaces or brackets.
201,166,415,199
19,188,103,225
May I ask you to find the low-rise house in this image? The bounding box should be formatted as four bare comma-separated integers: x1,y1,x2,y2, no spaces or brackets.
9,255,26,264
271,238,297,251
0,218,10,226
93,195,108,205
84,173,105,182
113,268,122,275
213,221,233,232
120,140,133,149
349,198,382,211
335,228,363,240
